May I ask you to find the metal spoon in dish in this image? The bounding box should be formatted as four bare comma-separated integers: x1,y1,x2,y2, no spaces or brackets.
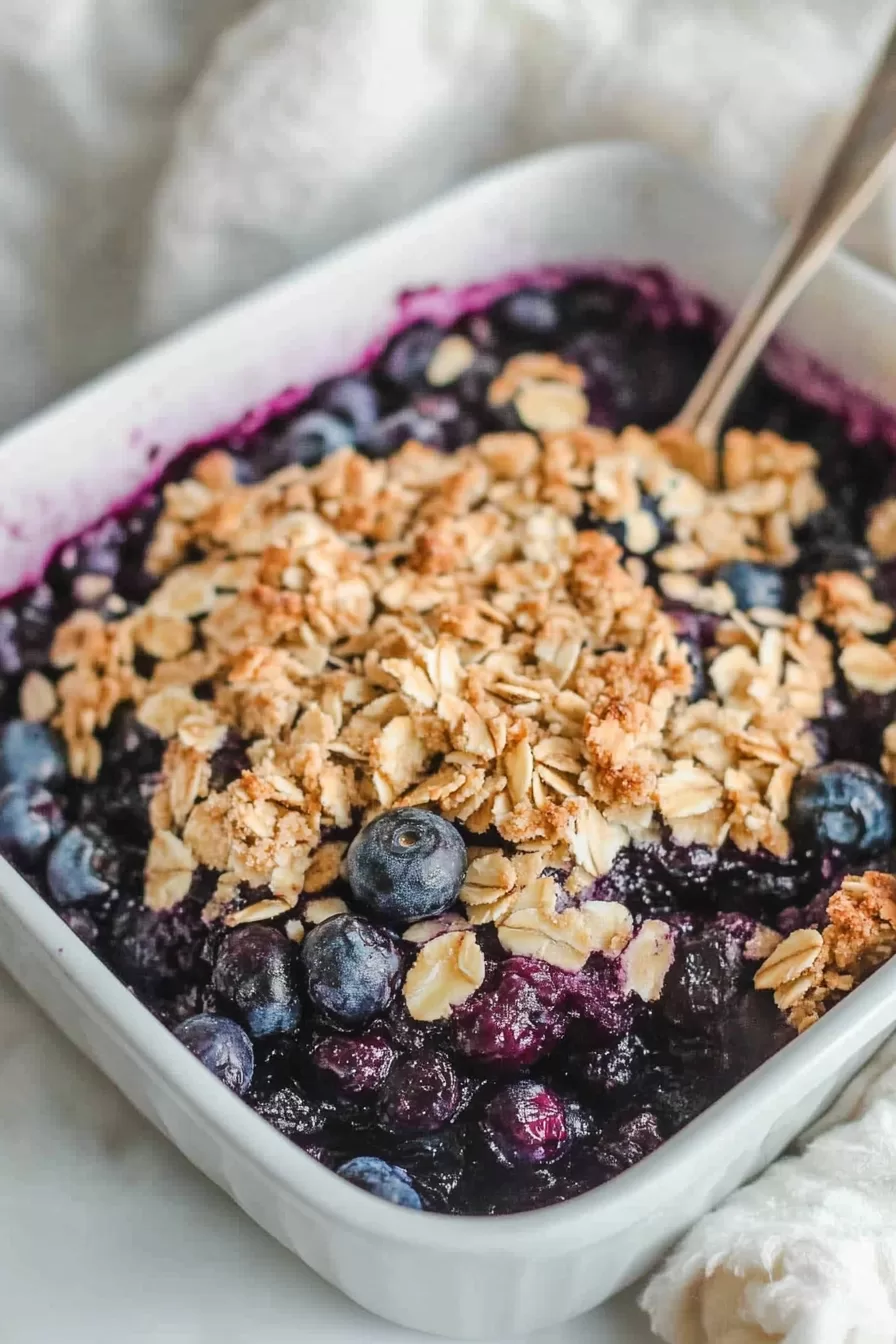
675,20,896,454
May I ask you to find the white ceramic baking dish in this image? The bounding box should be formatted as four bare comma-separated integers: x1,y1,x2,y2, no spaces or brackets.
3,141,896,1341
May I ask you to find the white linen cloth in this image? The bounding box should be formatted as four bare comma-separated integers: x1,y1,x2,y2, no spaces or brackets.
3,4,896,1342
642,1036,896,1343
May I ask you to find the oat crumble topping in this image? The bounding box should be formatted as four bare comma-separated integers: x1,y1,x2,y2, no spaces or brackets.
38,341,896,1027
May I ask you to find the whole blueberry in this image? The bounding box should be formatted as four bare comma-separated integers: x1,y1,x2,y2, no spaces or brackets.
572,1032,647,1102
15,584,56,667
0,782,64,868
481,1081,569,1166
47,824,118,905
174,1013,254,1095
301,914,402,1026
379,322,444,388
662,925,742,1030
0,720,66,788
346,808,466,924
716,561,787,612
273,410,353,468
491,286,561,338
379,1051,460,1135
360,408,443,459
789,761,895,856
311,1030,395,1097
316,374,380,437
0,609,22,679
336,1155,423,1209
212,926,303,1037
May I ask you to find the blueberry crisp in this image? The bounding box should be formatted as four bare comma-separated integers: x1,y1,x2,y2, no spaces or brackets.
5,268,896,1215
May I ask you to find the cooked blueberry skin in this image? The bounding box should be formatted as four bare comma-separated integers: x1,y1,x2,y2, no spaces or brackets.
491,286,561,338
0,782,64,867
789,761,895,855
301,913,402,1026
481,1081,569,1166
379,1051,460,1135
360,408,443,459
47,825,116,905
379,321,444,388
346,807,467,924
212,926,303,1038
174,1013,255,1095
0,720,66,788
315,374,380,436
336,1155,423,1209
716,561,787,612
273,411,354,468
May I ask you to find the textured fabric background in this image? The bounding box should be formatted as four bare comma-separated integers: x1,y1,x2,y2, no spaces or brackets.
0,0,893,432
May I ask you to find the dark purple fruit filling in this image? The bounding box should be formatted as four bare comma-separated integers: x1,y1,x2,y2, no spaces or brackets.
3,266,896,1218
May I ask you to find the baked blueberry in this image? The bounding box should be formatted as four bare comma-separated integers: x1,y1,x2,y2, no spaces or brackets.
789,761,895,855
212,927,303,1038
0,782,64,868
311,1030,395,1097
336,1155,423,1209
379,1051,460,1135
316,374,380,436
346,808,466,924
571,1032,647,1102
453,957,569,1067
174,1013,255,1094
716,560,787,611
47,824,118,905
360,407,443,458
379,321,443,388
481,1081,569,1165
273,410,353,468
0,720,65,788
300,914,402,1026
491,286,560,338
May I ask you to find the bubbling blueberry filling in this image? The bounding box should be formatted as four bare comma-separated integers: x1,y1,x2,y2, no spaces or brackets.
4,266,896,1216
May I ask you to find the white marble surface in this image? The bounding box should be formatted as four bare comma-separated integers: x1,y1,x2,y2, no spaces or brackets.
0,966,656,1343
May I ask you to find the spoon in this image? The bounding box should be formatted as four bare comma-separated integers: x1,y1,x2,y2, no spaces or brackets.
675,19,896,454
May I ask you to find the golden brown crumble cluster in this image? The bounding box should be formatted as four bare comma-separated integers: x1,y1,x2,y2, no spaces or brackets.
24,343,896,1023
754,871,896,1031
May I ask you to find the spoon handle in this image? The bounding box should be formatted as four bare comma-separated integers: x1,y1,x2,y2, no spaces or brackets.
676,21,896,452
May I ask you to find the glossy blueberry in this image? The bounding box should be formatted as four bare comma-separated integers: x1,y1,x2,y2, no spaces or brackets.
379,1051,460,1135
53,517,125,583
0,720,65,787
481,1081,569,1166
273,411,353,468
789,761,895,855
662,924,742,1030
316,374,380,436
360,408,443,458
336,1155,423,1209
0,782,63,867
15,583,56,667
346,808,466,924
561,278,632,330
379,321,443,388
491,286,560,337
572,1033,647,1101
311,1030,395,1097
453,957,569,1068
254,1084,331,1139
47,824,118,905
300,914,402,1026
212,926,303,1037
0,609,22,679
716,560,787,612
174,1013,254,1094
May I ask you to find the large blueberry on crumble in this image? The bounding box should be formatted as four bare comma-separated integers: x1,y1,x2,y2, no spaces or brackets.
4,267,896,1216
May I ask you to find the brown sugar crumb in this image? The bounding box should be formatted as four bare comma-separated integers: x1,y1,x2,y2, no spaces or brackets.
754,871,896,1030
